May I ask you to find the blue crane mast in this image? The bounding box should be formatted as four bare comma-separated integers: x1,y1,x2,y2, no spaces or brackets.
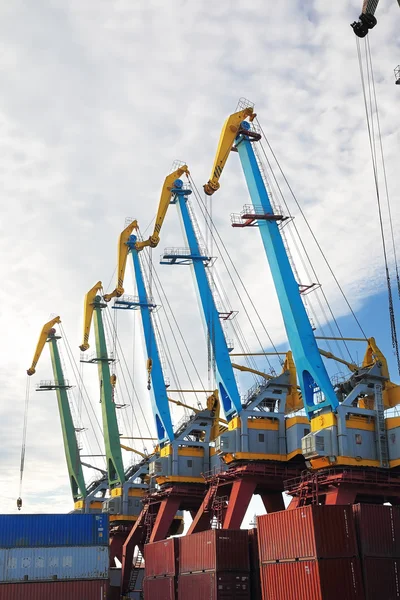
203,103,400,489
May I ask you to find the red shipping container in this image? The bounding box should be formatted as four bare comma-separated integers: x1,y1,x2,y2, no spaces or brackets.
0,579,108,600
353,504,400,558
248,529,262,600
178,571,250,600
260,558,364,600
145,538,179,577
258,505,358,562
362,557,400,599
179,530,249,574
143,576,176,600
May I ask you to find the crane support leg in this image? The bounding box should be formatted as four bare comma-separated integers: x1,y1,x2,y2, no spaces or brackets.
187,487,217,534
121,510,147,595
223,479,256,529
260,491,285,513
324,485,357,505
149,497,181,543
109,530,130,566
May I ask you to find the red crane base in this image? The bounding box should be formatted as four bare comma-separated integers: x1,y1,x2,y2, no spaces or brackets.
285,467,400,508
188,461,302,534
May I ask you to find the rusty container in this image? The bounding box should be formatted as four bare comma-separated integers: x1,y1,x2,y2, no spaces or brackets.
257,505,358,562
361,557,400,599
260,558,364,600
248,529,262,600
353,504,400,558
179,530,249,574
143,575,176,600
144,538,179,577
0,579,108,600
178,571,250,600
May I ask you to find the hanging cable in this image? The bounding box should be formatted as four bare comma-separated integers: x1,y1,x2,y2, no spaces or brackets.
356,36,400,374
17,377,31,510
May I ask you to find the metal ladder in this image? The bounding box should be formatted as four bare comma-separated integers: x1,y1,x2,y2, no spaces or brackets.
128,550,143,592
375,383,389,468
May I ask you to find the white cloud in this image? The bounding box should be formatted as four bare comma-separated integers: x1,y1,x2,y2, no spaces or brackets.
1,0,399,516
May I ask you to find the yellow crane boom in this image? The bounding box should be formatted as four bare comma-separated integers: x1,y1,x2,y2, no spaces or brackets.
204,107,255,196
79,281,103,351
27,316,61,375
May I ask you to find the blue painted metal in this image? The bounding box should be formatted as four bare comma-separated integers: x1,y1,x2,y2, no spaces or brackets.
171,180,242,419
235,121,338,417
0,545,109,582
126,237,174,443
0,515,108,548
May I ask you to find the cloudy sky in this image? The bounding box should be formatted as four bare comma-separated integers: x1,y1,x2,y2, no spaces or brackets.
1,0,399,523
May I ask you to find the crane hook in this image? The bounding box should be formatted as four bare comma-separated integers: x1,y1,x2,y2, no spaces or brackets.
16,497,22,511
146,358,153,390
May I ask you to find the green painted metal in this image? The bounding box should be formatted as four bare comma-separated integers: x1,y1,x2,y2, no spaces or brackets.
92,296,125,487
48,333,87,501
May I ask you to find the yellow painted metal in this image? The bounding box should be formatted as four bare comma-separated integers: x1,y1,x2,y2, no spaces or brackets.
310,412,337,432
74,500,84,509
232,363,272,380
155,475,204,485
224,452,287,463
311,456,381,470
386,417,400,430
318,348,358,373
248,419,279,430
390,459,400,468
287,448,304,460
315,336,367,342
283,350,303,413
346,416,375,431
160,445,204,458
228,416,241,431
120,436,157,441
111,487,145,498
135,165,190,251
286,416,309,428
103,220,138,303
119,444,148,459
27,316,61,375
79,281,102,351
204,107,255,195
110,514,138,523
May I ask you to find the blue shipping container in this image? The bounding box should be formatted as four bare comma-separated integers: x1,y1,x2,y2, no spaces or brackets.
0,515,108,548
0,545,109,582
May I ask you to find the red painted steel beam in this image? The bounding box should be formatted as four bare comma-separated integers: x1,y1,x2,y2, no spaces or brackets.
187,486,215,534
120,512,147,595
260,491,285,513
109,528,130,565
223,478,257,529
149,497,181,543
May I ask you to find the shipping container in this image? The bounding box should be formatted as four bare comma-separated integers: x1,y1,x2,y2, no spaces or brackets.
0,579,108,600
260,558,364,600
248,529,262,600
145,538,179,577
353,504,400,558
0,545,108,582
361,557,400,599
178,571,250,600
143,575,176,600
0,514,108,548
257,505,357,562
179,530,249,574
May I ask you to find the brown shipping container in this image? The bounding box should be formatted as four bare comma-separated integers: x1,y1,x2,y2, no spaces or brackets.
178,571,250,600
260,558,364,600
353,504,400,558
145,538,179,577
143,576,176,600
179,529,249,574
258,505,358,562
0,579,108,600
248,529,262,600
362,557,400,599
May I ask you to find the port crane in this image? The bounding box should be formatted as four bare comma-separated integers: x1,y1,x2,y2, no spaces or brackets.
201,101,400,507
26,317,107,512
159,172,307,531
351,0,400,37
103,170,224,595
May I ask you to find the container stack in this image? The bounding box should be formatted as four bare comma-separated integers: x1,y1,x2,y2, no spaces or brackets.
178,529,250,600
0,514,109,600
143,538,179,600
257,506,364,600
353,504,400,599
